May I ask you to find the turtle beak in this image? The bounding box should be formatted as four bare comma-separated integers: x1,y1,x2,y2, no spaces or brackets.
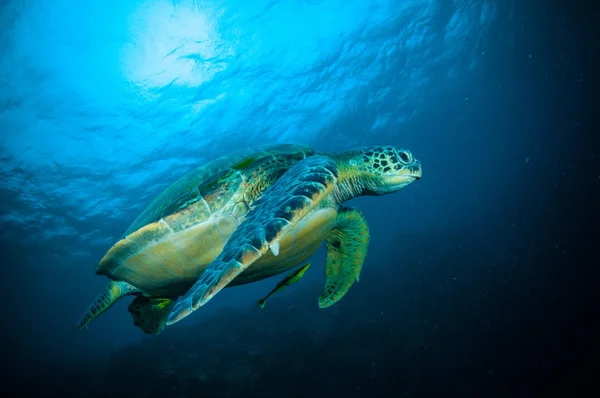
385,160,422,190
408,160,422,180
395,160,422,181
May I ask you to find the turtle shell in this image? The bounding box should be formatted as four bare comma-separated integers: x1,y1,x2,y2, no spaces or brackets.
96,144,314,297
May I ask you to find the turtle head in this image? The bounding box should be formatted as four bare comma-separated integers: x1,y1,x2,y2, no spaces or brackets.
328,145,422,202
359,146,422,195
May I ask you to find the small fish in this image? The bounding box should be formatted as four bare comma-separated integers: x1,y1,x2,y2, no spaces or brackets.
257,262,312,308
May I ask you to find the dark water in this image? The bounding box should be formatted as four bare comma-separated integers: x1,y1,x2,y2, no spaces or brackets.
1,0,596,397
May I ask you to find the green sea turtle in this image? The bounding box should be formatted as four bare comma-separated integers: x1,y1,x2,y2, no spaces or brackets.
77,144,422,334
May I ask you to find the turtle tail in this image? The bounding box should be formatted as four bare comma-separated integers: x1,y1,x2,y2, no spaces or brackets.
76,281,138,330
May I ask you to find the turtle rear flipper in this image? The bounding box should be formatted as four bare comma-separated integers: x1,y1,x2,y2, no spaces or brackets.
167,155,338,325
76,281,138,330
319,206,370,308
129,297,174,335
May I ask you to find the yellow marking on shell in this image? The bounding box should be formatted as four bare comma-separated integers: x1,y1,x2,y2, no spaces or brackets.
97,220,171,275
97,238,136,274
118,250,177,285
163,200,211,233
199,192,211,214
159,218,174,234
202,172,242,214
111,220,231,295
216,215,239,240
232,201,249,218
127,220,173,252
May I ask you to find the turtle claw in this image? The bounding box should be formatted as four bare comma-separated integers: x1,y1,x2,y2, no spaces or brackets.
270,241,280,256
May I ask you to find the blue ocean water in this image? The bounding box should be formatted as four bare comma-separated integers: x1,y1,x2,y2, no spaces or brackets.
1,0,595,397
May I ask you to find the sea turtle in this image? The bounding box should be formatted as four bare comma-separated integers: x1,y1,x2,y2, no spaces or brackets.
77,144,422,334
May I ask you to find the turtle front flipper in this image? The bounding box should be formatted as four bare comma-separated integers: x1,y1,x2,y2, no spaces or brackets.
128,297,174,335
76,281,139,330
167,155,338,325
319,206,370,308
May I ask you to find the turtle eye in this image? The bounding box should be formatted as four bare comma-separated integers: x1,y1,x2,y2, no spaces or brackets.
398,151,411,163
